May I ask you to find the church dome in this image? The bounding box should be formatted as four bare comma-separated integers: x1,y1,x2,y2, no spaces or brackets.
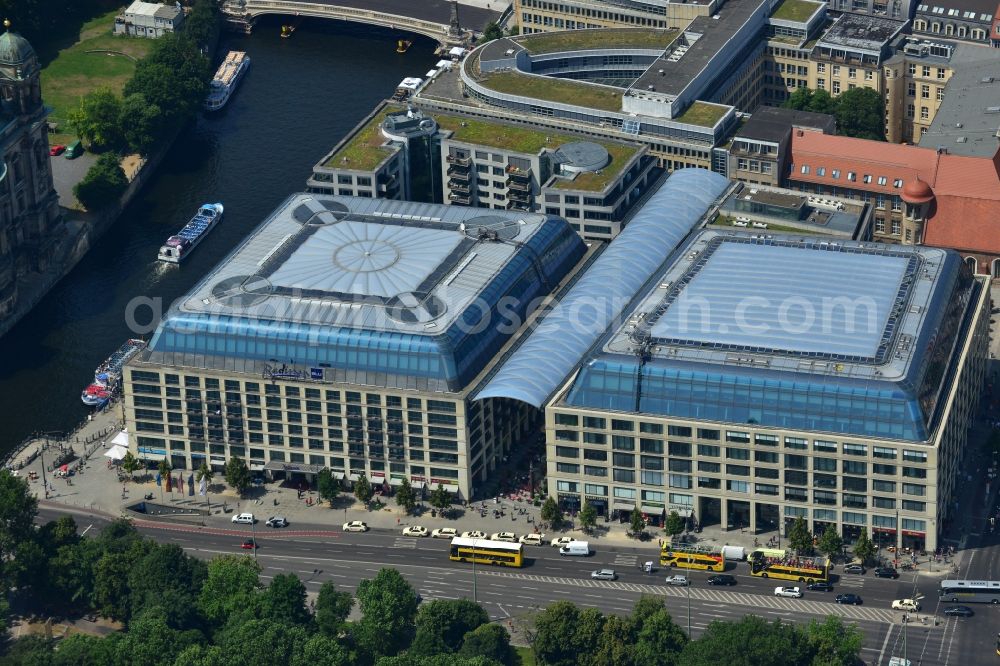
901,177,934,204
0,23,37,69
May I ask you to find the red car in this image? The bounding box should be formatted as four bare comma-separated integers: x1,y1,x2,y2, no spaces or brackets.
49,145,65,156
241,539,257,550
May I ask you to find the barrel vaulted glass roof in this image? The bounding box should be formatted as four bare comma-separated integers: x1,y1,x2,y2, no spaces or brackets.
145,195,585,392
565,231,974,441
476,169,732,407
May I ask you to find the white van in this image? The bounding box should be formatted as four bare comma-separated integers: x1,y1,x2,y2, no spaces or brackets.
721,545,746,561
231,512,255,524
559,541,590,556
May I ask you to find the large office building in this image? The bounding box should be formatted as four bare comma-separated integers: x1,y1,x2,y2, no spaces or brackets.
478,169,988,552
123,194,586,500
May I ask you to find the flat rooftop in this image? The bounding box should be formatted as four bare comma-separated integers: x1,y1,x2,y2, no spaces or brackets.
918,45,1000,159
771,0,824,23
513,28,679,54
322,107,396,172
630,0,769,97
735,106,836,143
816,14,905,51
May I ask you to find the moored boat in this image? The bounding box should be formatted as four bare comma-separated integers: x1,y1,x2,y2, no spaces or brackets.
157,203,223,263
80,339,146,408
204,51,250,111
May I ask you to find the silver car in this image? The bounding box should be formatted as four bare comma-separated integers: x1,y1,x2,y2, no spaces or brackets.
591,568,617,580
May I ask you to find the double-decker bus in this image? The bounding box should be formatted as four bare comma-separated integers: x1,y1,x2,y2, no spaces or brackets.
939,579,1000,604
660,541,725,571
448,538,524,567
748,548,829,583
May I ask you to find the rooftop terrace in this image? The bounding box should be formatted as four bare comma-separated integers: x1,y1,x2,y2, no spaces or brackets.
515,28,679,54
323,108,396,171
771,0,823,22
474,68,624,112
673,101,730,128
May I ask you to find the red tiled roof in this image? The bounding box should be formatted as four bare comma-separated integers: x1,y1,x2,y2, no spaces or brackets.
924,154,1000,254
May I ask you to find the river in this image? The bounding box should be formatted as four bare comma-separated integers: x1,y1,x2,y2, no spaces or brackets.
0,17,437,453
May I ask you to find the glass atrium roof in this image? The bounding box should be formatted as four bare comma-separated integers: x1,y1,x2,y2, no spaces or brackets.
145,195,585,392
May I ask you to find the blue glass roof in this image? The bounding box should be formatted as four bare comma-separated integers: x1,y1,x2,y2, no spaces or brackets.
146,195,586,392
476,169,731,407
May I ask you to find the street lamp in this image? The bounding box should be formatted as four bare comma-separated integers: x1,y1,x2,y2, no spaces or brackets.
686,553,692,638
251,518,258,561
472,537,479,604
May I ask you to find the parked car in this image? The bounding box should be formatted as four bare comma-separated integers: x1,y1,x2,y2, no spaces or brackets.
519,533,546,546
807,582,833,592
432,527,458,539
774,586,803,598
241,538,257,550
706,574,737,586
943,605,973,617
265,516,288,528
403,525,428,537
49,144,65,156
835,594,862,605
461,530,487,539
64,140,83,159
231,513,256,524
664,575,689,586
875,567,900,579
342,521,369,532
843,563,866,575
491,532,518,542
550,536,575,548
891,599,920,611
591,568,617,581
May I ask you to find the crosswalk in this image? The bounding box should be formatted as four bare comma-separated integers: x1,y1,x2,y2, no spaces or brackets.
613,553,638,567
392,537,417,549
479,570,903,624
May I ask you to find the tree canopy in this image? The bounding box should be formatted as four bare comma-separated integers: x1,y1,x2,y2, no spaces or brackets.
224,456,252,497
784,87,885,140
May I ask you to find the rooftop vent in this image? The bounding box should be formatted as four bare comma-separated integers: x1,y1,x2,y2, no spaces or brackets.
981,76,995,84
647,84,655,90
985,106,1000,114
658,68,665,75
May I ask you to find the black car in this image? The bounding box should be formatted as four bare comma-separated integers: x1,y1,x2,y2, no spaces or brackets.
835,593,862,605
807,582,833,592
843,563,866,575
707,574,737,586
943,606,974,617
874,567,899,579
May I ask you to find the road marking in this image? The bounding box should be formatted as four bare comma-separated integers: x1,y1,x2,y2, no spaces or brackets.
81,524,93,536
877,623,894,665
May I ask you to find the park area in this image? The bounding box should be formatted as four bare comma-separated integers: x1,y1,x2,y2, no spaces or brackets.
39,9,153,146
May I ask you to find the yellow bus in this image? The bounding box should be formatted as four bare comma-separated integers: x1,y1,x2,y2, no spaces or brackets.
660,542,725,572
449,537,524,567
749,548,829,583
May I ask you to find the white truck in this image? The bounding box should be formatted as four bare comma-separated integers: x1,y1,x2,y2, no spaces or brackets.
559,541,591,556
721,545,746,562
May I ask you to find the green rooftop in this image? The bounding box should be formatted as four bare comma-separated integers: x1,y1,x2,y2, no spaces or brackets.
673,101,730,128
478,70,623,112
323,108,398,171
516,28,679,54
434,114,638,192
771,0,823,23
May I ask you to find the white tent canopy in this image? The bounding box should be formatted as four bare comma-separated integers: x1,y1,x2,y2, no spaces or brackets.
110,430,130,447
104,444,128,461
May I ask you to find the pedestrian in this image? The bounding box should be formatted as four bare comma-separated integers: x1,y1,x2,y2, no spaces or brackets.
397,517,400,525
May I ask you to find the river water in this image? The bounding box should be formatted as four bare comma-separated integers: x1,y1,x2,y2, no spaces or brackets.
0,18,436,453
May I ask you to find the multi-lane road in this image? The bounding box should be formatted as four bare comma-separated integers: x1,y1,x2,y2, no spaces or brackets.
38,504,996,665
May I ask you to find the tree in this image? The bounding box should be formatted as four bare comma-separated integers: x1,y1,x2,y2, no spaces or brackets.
354,474,373,506
481,22,503,42
594,614,635,666
196,461,214,512
355,568,420,659
74,152,128,211
532,601,583,666
123,33,211,130
68,87,123,150
787,516,813,555
540,496,563,529
816,527,844,561
115,606,200,666
835,87,885,141
224,456,252,497
853,527,877,565
806,88,837,115
263,573,311,626
219,618,311,665
127,543,206,629
0,470,38,586
317,468,340,508
396,478,416,515
429,483,451,516
315,581,354,638
120,451,140,481
459,623,514,666
664,511,685,538
578,501,597,533
198,555,262,627
630,509,647,539
679,616,811,666
411,599,490,656
783,87,813,111
184,0,219,48
634,610,687,666
806,616,864,666
119,92,165,155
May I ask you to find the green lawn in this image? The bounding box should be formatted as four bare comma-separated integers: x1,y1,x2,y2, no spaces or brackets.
323,109,397,171
552,142,637,192
515,647,537,665
40,9,154,142
713,215,808,233
771,0,823,22
673,101,730,128
517,28,679,54
479,70,623,112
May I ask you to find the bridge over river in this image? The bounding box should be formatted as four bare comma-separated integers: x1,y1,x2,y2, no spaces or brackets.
221,0,502,46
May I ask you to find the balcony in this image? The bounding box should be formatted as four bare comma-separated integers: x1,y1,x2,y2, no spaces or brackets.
505,200,530,212
446,167,470,181
506,178,530,192
446,154,471,166
506,164,531,179
449,192,471,205
508,188,531,202
448,179,470,194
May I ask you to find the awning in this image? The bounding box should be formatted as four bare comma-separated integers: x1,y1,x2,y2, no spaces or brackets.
110,430,130,447
333,471,345,480
347,473,361,481
104,444,128,460
388,477,404,486
669,508,693,518
411,481,425,489
612,501,635,511
640,505,665,515
264,461,324,474
210,457,226,466
250,463,265,471
140,452,166,462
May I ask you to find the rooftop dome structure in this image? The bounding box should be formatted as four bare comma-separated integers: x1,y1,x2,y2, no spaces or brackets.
0,21,38,77
902,177,934,204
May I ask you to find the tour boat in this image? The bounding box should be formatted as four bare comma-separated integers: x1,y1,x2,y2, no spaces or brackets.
80,338,146,407
80,383,112,408
204,51,250,111
157,203,224,263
